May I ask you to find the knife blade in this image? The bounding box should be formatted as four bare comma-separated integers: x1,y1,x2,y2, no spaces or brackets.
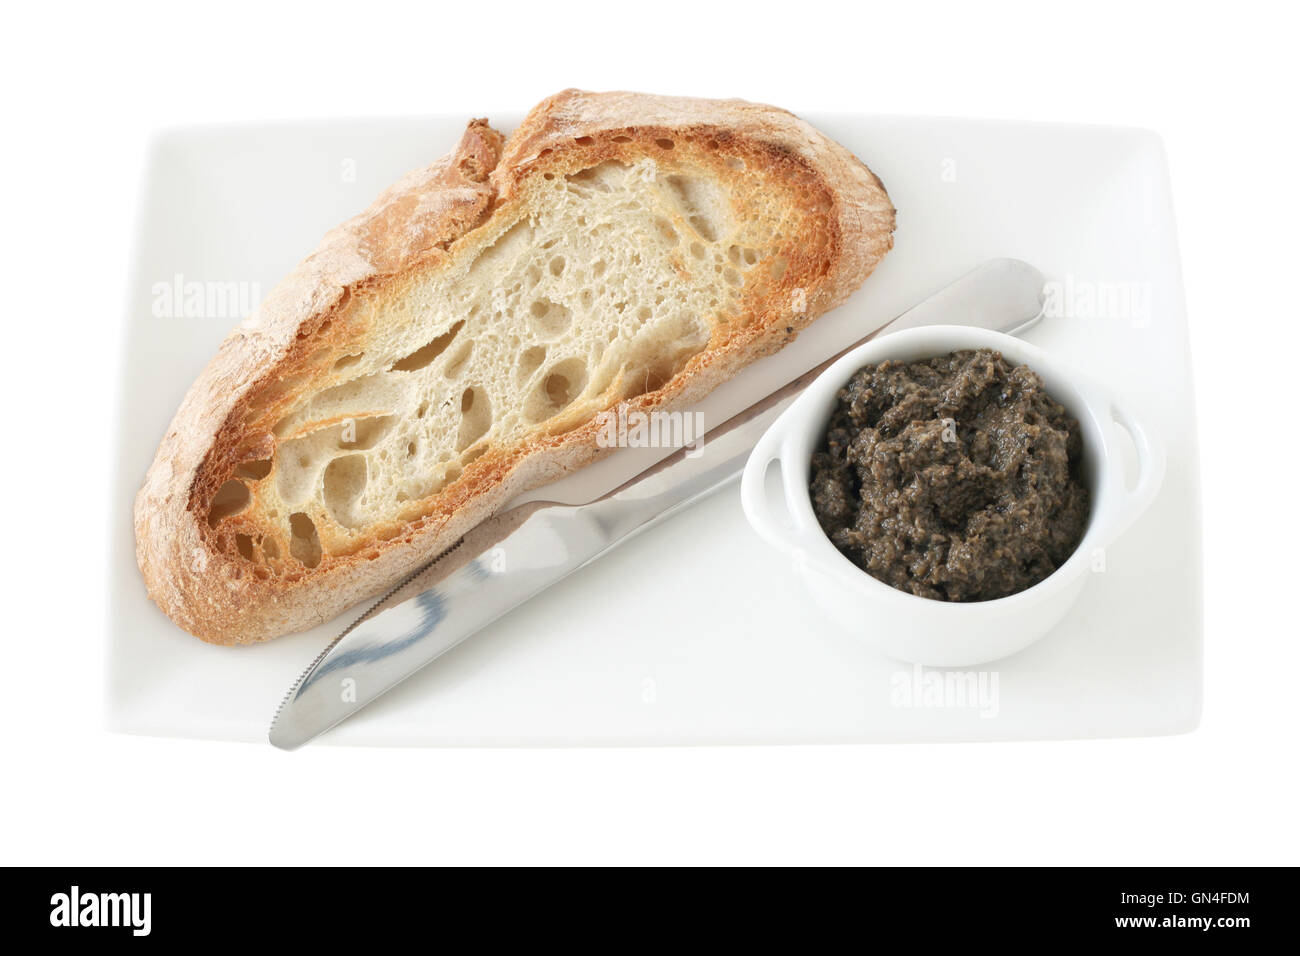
269,257,1046,748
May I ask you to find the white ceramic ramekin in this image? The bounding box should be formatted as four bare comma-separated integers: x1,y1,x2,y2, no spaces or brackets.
740,325,1166,667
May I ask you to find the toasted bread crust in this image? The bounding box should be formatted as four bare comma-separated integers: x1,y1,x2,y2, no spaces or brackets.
135,90,895,643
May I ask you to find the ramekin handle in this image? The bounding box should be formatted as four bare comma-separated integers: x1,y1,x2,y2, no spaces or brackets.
741,418,813,555
1106,396,1168,540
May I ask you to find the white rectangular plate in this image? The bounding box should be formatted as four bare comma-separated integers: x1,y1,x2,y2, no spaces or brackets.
109,113,1201,745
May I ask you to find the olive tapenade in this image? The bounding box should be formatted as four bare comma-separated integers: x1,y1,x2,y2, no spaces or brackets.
809,348,1089,602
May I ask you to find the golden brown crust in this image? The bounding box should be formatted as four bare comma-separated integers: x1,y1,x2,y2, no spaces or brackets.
134,90,895,644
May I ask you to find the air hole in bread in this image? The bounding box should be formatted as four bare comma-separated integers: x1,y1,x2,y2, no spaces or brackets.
207,480,250,526
546,372,575,407
665,174,729,242
455,387,492,451
234,459,273,480
566,162,628,194
528,298,572,339
273,372,400,439
689,216,718,241
334,352,364,371
517,345,547,384
524,357,588,422
656,138,675,150
620,313,710,400
623,364,671,399
323,455,368,529
289,513,322,568
392,321,464,372
235,533,255,560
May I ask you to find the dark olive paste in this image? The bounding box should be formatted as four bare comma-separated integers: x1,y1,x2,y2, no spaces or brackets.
809,348,1090,602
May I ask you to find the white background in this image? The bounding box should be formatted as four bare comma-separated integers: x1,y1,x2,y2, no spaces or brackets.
2,0,1295,865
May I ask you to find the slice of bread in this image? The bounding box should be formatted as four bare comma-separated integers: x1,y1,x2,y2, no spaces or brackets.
135,90,895,644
